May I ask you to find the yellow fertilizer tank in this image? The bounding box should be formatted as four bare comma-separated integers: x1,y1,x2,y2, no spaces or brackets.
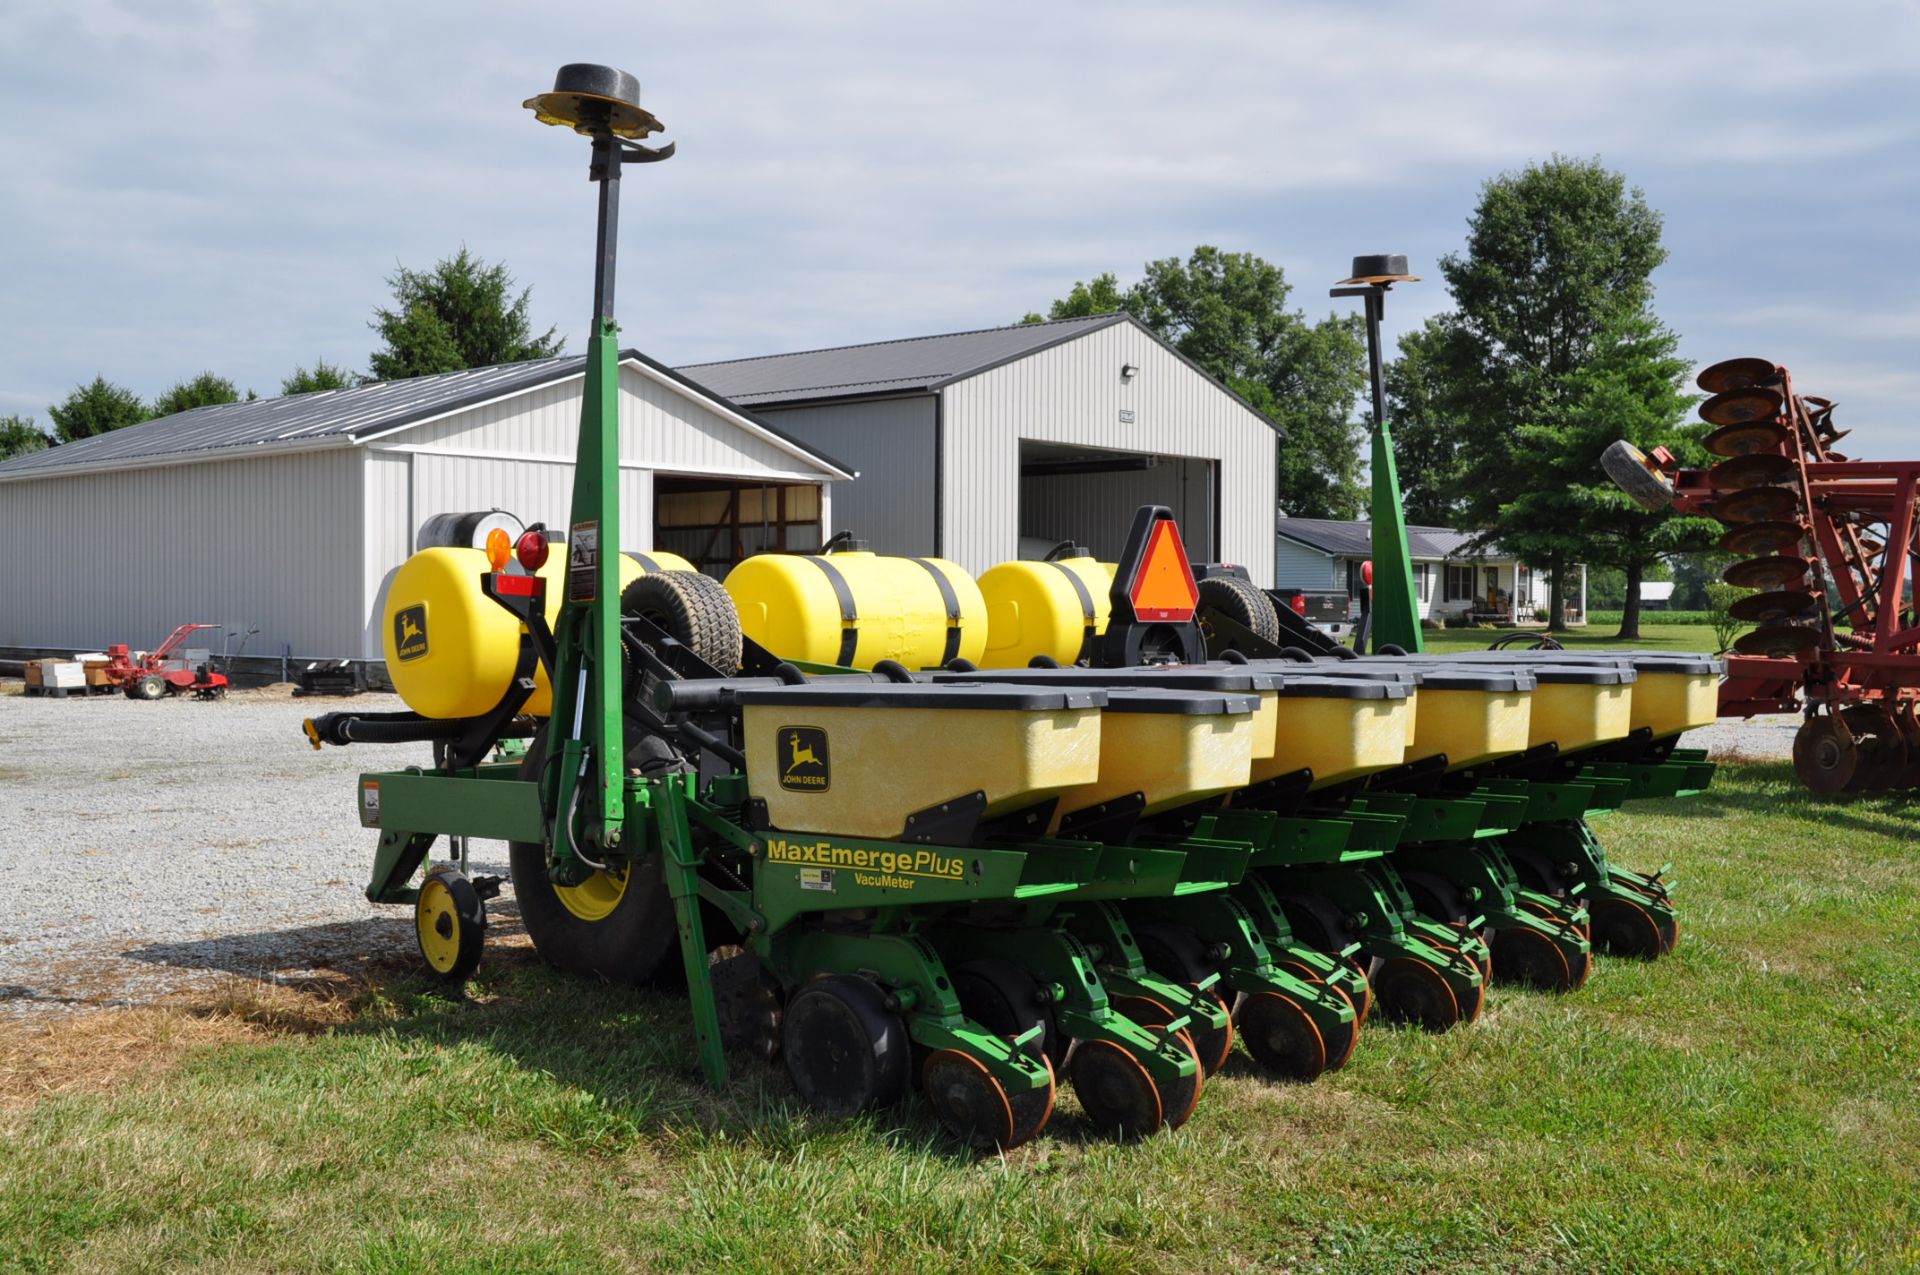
1051,688,1258,825
1257,677,1412,789
975,554,1113,668
732,682,1103,839
383,546,687,719
725,551,986,670
1399,668,1535,770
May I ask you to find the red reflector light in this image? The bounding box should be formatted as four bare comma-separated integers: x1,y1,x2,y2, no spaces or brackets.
516,530,550,573
1291,593,1308,616
493,573,539,597
1361,559,1374,587
1126,517,1199,622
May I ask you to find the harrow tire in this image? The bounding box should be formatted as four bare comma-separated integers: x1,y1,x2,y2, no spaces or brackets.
621,569,742,675
1238,990,1328,1082
1602,440,1675,512
783,974,911,1117
1132,922,1235,1075
509,731,681,986
1068,1039,1163,1140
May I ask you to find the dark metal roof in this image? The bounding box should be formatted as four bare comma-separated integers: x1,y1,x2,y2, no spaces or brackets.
1276,518,1507,560
0,350,851,480
677,314,1129,406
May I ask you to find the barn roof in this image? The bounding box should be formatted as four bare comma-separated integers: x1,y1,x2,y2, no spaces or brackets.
0,350,851,482
677,314,1129,407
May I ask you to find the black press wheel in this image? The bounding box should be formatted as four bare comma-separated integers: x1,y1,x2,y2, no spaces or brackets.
952,958,1064,1070
621,570,742,674
508,731,681,985
782,974,911,1117
415,864,486,984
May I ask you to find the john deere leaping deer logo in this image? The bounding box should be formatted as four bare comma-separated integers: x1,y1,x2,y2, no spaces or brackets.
777,726,830,792
393,605,429,662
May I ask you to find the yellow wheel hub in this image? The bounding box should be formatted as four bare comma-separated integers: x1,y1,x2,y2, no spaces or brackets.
416,877,464,975
555,864,630,922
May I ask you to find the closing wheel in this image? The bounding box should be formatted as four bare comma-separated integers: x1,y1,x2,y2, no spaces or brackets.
1491,927,1574,992
782,974,911,1117
1237,991,1328,1082
1341,956,1374,1026
1277,960,1359,1071
509,730,681,985
1373,957,1461,1032
1004,1056,1057,1148
415,864,485,983
1590,897,1665,960
1153,1030,1204,1132
1068,1039,1163,1140
1434,945,1486,1023
1132,923,1234,1075
921,1049,1016,1151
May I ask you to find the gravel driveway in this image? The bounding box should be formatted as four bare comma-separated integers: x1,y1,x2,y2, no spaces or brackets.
0,687,512,1019
0,684,1793,1020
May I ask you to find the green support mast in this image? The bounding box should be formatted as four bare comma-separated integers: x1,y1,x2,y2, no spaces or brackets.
1333,254,1423,654
524,66,678,867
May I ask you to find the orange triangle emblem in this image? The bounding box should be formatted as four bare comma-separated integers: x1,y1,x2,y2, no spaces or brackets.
1126,517,1199,622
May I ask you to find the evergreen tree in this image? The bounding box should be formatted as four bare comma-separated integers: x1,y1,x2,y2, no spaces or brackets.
368,247,562,381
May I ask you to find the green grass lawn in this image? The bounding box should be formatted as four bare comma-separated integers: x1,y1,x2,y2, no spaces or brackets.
1421,623,1722,655
4,763,1915,1274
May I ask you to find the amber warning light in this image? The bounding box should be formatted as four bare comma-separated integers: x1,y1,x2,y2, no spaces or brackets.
1125,517,1199,623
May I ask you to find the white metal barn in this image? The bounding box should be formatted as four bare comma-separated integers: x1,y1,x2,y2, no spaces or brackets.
680,315,1280,578
0,352,850,665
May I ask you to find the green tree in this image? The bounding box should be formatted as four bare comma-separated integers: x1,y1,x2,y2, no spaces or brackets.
47,376,149,442
1022,248,1368,518
282,360,357,395
1020,272,1128,324
0,414,51,461
1418,156,1696,633
368,247,563,382
153,372,246,417
1383,318,1472,526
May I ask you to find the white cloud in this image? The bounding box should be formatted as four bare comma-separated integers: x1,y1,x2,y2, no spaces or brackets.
0,0,1915,462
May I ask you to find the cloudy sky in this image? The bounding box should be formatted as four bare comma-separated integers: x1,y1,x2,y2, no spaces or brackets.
3,1,1917,459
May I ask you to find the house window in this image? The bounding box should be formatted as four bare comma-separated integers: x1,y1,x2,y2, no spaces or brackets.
1415,562,1430,603
1443,564,1473,603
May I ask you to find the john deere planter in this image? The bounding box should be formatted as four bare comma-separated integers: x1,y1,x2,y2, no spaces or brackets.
307,65,1720,1152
